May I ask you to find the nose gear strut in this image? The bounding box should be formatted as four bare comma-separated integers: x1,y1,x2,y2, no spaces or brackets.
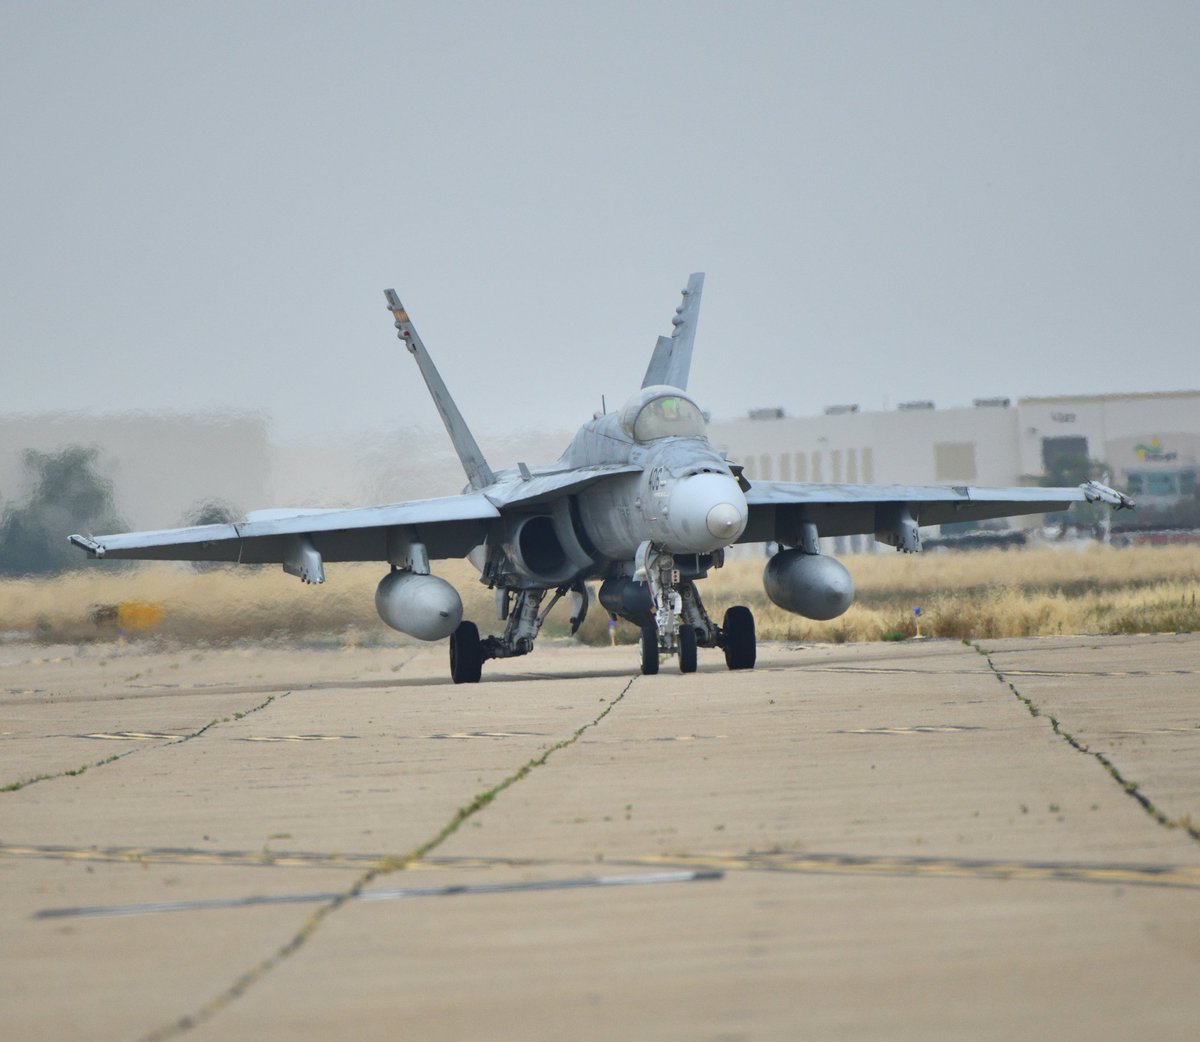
632,541,755,674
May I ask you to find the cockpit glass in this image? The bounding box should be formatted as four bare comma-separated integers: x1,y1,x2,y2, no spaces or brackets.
633,395,706,441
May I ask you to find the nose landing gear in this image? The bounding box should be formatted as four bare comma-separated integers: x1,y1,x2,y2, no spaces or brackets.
639,621,660,675
633,542,756,674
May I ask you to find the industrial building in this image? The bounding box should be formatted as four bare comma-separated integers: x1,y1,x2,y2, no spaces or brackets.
709,390,1200,515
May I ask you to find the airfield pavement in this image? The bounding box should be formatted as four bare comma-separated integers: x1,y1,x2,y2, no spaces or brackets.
2,632,1200,1041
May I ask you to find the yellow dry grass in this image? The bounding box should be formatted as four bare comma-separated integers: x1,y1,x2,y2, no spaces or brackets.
1,545,1197,647
703,544,1200,643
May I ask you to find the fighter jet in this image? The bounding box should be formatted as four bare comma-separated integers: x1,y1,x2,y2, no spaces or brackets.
70,274,1133,682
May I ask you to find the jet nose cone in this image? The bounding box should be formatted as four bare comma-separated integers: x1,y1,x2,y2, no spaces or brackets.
666,473,748,551
707,501,745,541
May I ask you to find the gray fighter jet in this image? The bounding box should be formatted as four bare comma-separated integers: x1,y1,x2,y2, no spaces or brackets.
71,275,1133,682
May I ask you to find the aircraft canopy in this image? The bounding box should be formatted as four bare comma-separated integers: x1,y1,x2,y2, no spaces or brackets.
619,386,706,442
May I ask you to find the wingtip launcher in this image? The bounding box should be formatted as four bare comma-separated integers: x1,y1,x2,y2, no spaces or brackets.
68,534,105,558
1080,480,1135,510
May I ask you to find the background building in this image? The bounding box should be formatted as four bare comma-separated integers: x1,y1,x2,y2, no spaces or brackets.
1017,392,1200,508
708,389,1200,535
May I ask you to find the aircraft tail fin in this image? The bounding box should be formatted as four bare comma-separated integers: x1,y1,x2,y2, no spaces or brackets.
384,290,496,490
641,272,705,390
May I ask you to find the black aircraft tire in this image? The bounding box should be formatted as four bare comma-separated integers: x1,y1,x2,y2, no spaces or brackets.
450,621,483,684
723,605,757,671
678,625,698,674
640,621,660,675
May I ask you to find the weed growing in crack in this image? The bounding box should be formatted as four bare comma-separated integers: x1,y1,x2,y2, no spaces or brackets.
978,645,1200,846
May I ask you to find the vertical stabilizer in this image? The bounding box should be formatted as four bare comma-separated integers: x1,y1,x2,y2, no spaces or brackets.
641,272,705,390
384,290,496,490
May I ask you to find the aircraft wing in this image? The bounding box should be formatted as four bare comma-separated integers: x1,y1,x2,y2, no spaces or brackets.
738,480,1133,546
69,493,500,567
68,464,644,572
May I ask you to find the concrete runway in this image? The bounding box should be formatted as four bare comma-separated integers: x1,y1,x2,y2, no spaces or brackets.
3,633,1200,1041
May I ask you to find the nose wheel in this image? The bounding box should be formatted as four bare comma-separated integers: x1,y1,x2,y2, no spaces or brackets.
633,542,756,674
638,620,698,674
639,621,660,675
678,624,698,673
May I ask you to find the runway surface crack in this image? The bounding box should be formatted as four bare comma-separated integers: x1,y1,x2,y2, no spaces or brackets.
136,672,640,1042
972,641,1200,846
1,689,289,793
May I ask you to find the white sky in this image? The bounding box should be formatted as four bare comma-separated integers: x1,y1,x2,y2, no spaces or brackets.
3,1,1198,441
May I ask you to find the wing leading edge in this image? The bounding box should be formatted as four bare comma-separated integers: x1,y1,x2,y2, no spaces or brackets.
739,480,1133,547
69,493,501,568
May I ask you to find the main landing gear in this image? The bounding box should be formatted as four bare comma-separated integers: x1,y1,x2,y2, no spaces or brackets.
449,621,483,684
636,601,756,675
720,604,756,671
447,562,756,682
448,581,588,684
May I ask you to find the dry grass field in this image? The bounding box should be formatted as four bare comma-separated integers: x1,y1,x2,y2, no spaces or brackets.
712,543,1200,643
2,543,1197,648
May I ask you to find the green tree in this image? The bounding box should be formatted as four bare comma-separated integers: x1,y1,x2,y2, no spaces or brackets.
0,447,127,576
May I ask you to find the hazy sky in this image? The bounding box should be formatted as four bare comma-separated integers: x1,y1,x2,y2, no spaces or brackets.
4,1,1198,442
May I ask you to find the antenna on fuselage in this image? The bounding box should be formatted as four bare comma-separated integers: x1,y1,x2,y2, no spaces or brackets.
384,289,496,490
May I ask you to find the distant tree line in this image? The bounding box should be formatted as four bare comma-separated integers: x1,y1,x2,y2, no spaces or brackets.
0,447,127,577
0,445,242,577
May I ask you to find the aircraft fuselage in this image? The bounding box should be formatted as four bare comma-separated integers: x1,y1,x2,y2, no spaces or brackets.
572,433,747,562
